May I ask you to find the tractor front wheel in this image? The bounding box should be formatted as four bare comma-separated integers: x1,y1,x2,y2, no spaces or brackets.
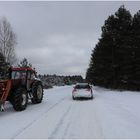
31,82,43,104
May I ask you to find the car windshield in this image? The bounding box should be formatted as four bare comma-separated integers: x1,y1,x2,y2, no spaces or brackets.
75,84,90,89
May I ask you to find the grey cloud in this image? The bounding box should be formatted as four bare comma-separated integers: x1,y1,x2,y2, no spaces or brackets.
0,1,140,77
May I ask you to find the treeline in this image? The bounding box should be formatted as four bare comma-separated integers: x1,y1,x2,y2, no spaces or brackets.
38,74,84,89
86,6,140,91
18,59,84,88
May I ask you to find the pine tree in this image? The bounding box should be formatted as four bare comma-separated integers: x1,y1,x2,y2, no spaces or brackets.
0,52,6,71
114,6,133,87
18,58,32,68
86,6,132,89
0,52,9,79
131,11,140,90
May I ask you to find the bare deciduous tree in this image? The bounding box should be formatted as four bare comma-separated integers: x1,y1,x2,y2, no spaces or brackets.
0,17,17,65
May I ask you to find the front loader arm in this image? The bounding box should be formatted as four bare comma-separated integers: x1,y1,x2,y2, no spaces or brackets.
0,80,12,111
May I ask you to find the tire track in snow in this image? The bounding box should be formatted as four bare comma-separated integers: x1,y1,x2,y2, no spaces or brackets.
48,105,72,139
12,96,68,139
61,110,73,139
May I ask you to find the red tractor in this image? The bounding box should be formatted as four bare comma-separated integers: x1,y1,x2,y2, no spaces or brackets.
0,67,43,111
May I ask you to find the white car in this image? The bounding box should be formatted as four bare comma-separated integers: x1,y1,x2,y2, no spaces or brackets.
72,83,93,100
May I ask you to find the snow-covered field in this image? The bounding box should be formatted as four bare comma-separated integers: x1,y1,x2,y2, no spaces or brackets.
1,85,140,139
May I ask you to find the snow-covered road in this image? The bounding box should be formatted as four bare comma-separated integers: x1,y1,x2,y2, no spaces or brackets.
1,86,140,139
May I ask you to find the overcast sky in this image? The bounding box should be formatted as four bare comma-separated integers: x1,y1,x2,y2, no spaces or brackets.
0,1,140,78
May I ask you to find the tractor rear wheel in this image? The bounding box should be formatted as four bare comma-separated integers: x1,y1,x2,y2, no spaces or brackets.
12,88,28,111
31,82,43,104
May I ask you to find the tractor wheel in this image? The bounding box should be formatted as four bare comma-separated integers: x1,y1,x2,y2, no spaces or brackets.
31,82,43,104
12,88,28,111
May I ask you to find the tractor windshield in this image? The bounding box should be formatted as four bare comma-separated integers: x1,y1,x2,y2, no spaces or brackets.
11,71,26,80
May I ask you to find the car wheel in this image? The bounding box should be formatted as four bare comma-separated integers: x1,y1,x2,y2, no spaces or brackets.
91,93,93,100
72,95,76,100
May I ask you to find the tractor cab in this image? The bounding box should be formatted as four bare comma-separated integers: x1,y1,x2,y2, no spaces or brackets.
9,67,39,91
